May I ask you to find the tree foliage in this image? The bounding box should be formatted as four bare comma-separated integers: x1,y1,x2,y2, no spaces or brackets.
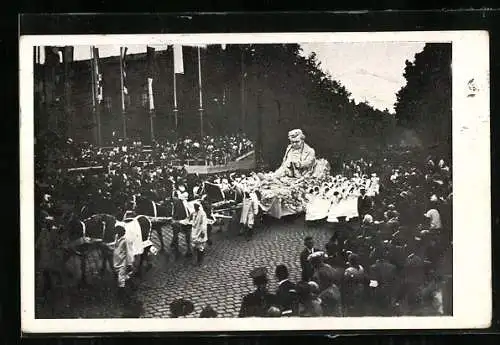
232,44,395,167
394,43,452,151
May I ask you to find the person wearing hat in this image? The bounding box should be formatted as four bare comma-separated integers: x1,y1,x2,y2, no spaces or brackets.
357,187,374,222
299,236,320,282
274,264,298,315
274,129,317,179
310,251,343,288
368,248,397,316
295,281,323,317
343,253,367,316
238,267,277,317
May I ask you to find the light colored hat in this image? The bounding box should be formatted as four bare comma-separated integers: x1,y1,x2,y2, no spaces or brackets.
307,251,326,261
288,129,305,141
307,281,320,294
363,214,374,224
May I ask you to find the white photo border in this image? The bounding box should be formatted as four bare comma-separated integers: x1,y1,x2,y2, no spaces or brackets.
20,31,491,333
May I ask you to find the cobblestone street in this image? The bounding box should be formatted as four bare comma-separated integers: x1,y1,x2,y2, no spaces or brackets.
36,216,336,318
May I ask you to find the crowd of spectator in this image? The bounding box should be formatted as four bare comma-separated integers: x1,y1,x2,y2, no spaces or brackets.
228,147,453,318
35,130,452,318
35,132,254,222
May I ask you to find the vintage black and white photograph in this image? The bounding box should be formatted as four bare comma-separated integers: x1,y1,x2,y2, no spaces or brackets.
20,32,490,332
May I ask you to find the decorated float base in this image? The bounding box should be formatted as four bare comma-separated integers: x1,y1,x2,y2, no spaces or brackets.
257,158,331,219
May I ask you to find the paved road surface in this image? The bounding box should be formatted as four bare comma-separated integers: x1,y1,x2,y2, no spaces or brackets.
35,215,453,319
36,216,335,318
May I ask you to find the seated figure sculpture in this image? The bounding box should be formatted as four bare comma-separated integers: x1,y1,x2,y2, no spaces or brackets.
274,129,317,179
256,129,331,219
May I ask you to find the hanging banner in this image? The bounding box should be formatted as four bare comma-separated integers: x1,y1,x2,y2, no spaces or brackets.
173,45,184,74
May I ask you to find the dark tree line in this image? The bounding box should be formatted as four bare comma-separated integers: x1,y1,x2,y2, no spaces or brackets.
233,44,396,167
394,43,452,156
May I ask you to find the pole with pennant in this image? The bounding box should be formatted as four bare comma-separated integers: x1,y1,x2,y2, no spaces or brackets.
240,45,246,134
147,46,156,143
197,46,204,139
173,45,184,131
119,47,128,139
91,46,102,146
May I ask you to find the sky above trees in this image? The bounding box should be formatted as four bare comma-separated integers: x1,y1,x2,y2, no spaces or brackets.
300,42,425,113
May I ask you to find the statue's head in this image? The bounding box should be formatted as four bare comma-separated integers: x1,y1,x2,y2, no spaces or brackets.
288,129,305,149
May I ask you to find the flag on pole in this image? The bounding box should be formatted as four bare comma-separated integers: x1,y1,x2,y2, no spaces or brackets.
173,45,184,74
120,47,128,96
92,47,103,104
146,46,156,111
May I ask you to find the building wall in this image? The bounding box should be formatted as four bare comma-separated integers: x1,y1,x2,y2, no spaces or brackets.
35,45,251,144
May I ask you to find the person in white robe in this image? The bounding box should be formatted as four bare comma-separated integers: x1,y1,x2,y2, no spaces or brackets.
113,225,132,289
237,182,260,238
190,203,208,265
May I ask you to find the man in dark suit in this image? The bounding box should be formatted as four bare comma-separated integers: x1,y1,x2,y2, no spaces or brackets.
299,236,320,282
238,267,277,317
170,186,192,258
274,264,298,315
357,188,374,220
369,250,398,316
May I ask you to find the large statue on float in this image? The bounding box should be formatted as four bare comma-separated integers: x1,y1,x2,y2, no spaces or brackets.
274,129,317,179
256,129,331,219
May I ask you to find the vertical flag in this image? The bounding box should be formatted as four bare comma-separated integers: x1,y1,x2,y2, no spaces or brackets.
240,45,246,133
91,46,102,145
147,46,156,142
93,46,103,104
197,46,204,138
119,46,128,138
146,46,156,112
173,45,184,129
173,45,184,74
120,47,129,109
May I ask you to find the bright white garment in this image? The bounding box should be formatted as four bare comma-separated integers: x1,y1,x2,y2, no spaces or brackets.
327,194,358,223
115,217,145,263
191,208,208,251
240,191,259,227
305,196,331,221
